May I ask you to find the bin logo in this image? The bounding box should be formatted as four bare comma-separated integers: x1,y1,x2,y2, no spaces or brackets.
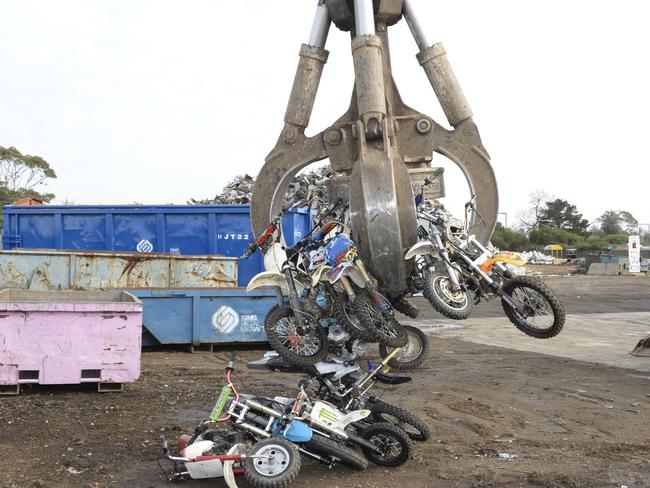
136,239,154,253
212,306,240,334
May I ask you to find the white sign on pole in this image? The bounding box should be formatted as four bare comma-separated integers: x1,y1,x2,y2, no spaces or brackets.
628,235,641,273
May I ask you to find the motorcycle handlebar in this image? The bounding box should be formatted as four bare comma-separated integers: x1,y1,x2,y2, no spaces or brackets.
241,241,257,260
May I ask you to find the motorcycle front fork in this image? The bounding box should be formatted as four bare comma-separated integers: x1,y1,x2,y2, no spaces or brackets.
355,260,390,311
283,267,307,325
432,233,463,291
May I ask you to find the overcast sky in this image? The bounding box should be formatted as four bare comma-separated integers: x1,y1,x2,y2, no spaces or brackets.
1,1,649,227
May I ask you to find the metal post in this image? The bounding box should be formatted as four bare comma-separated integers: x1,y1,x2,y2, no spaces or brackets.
354,0,376,36
402,0,430,51
308,4,331,48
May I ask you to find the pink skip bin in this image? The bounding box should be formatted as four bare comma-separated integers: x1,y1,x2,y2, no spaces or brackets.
0,290,142,395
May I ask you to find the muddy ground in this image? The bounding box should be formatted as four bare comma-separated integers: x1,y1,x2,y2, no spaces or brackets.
1,275,649,488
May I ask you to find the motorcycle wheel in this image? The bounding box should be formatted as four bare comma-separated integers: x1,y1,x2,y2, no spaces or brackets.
423,271,474,320
378,325,429,371
243,438,301,488
332,294,378,343
304,434,368,470
359,422,411,467
265,306,329,366
352,291,408,348
264,303,281,328
368,399,431,442
501,275,565,339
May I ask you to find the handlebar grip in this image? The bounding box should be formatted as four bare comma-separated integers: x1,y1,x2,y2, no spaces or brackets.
241,241,258,260
227,352,236,370
160,435,169,454
187,423,207,446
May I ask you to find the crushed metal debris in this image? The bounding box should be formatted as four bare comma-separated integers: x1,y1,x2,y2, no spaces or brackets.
189,167,332,208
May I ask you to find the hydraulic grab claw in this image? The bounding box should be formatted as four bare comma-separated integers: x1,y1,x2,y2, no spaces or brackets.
251,0,498,295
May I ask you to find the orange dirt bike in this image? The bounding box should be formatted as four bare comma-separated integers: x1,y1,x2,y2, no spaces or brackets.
406,188,565,339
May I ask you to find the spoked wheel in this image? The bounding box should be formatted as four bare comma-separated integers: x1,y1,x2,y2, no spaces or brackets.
265,306,328,366
423,271,474,320
369,399,431,442
353,291,408,348
359,422,411,467
244,438,301,488
379,325,429,371
501,275,565,339
332,293,378,343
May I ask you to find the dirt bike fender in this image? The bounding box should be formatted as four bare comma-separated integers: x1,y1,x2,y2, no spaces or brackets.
246,271,305,294
246,271,286,292
263,243,287,273
405,241,437,261
338,409,372,429
311,265,333,286
329,262,366,287
480,252,528,273
309,401,369,432
223,444,243,488
181,440,217,461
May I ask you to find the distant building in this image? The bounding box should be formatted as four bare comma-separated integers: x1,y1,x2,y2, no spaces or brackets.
13,197,44,206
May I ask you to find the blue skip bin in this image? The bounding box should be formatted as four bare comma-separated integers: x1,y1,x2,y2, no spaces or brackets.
130,288,275,347
2,204,311,286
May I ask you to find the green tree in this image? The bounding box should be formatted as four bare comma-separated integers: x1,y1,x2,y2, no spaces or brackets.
0,146,56,226
529,226,584,247
602,234,629,245
537,199,589,235
491,223,529,251
596,210,638,235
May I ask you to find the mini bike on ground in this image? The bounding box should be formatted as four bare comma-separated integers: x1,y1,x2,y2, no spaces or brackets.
160,351,416,487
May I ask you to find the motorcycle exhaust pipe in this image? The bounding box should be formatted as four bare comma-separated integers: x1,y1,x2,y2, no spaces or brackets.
246,399,284,419
237,421,271,439
244,411,273,428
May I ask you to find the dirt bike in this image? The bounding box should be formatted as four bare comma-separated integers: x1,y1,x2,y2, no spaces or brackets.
243,203,344,366
406,182,565,339
190,353,410,472
272,370,413,468
159,353,302,488
311,226,408,348
249,346,431,442
245,201,406,366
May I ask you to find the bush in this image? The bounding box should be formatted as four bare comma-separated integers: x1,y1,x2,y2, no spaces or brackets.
528,226,585,247
603,234,628,245
491,223,529,251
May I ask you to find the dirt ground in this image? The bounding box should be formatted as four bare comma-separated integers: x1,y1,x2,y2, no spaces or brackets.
1,275,649,488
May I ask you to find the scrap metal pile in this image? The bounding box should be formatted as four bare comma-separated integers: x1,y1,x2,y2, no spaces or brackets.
189,167,332,208
162,2,566,487
189,174,256,205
